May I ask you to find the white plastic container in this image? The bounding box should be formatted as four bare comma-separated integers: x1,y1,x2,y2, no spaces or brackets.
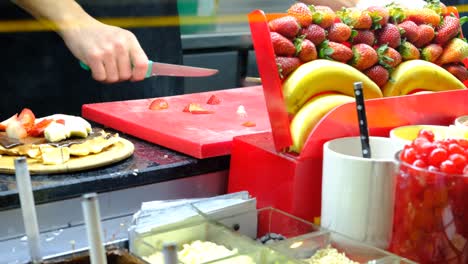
321,137,399,249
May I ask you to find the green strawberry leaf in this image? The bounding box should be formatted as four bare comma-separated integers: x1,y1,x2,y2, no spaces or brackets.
350,29,358,39
293,36,305,55
460,16,468,27
312,12,324,24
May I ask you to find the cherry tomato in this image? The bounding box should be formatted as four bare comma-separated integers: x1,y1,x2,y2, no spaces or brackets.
18,108,35,132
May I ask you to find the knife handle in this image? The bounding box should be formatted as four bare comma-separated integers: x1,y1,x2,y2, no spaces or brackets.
79,61,91,71
79,61,153,79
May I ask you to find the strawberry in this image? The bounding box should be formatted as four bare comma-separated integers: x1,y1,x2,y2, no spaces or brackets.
421,44,443,63
405,8,441,26
312,5,336,29
350,43,378,70
377,44,402,69
206,95,221,105
376,23,402,49
437,38,468,65
337,8,372,30
367,6,389,29
287,2,313,27
435,16,460,45
269,16,301,39
398,41,420,60
294,37,317,62
183,103,214,114
300,24,327,45
270,32,295,56
443,63,468,82
413,24,435,48
398,21,419,43
319,40,353,63
387,3,407,24
364,65,389,88
350,29,375,46
276,57,301,79
328,22,352,43
424,0,449,16
149,98,169,110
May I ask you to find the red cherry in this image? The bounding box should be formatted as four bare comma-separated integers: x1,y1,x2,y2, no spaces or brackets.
428,148,448,167
402,147,418,164
440,160,457,174
449,153,467,170
458,139,468,149
418,129,435,142
413,159,427,169
448,143,464,155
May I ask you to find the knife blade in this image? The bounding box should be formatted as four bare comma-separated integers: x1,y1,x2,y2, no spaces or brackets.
79,60,218,78
146,60,218,78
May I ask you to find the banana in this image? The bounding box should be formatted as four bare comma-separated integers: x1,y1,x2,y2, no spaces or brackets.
290,93,355,153
282,59,382,115
383,60,466,97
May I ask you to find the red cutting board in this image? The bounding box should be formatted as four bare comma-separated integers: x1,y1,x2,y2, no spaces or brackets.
81,86,272,159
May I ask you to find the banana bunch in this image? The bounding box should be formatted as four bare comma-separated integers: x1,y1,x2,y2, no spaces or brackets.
283,59,467,154
383,60,466,97
282,60,382,153
289,93,355,153
283,60,383,115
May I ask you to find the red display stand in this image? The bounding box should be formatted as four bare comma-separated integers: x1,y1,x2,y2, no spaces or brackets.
228,9,468,222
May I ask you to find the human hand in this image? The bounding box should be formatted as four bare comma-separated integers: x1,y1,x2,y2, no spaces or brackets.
60,18,148,83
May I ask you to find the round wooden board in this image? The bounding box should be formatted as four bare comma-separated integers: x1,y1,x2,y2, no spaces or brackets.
0,138,134,175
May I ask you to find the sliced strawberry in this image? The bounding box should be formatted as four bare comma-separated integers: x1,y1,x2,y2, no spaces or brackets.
29,118,53,137
149,98,169,110
18,108,35,132
206,95,221,105
6,118,28,139
0,114,18,131
242,121,256,127
55,119,66,125
183,103,214,114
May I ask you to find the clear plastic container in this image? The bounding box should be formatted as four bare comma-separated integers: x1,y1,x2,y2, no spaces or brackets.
130,218,300,264
389,155,468,263
255,207,321,242
268,230,417,264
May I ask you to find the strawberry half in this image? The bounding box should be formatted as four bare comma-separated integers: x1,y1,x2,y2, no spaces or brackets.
182,103,214,114
149,98,169,110
206,95,221,105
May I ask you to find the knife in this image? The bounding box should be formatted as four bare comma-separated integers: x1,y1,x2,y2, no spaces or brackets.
79,60,218,78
